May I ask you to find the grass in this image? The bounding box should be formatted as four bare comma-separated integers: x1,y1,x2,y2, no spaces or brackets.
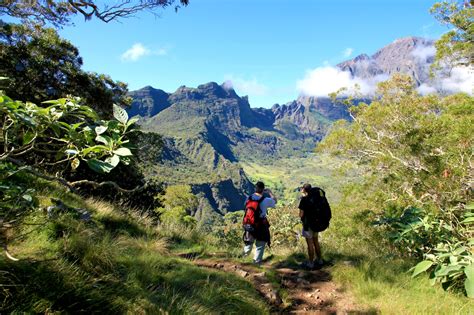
318,200,474,315
1,180,269,314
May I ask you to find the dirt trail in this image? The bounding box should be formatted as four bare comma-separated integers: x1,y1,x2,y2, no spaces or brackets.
180,254,368,314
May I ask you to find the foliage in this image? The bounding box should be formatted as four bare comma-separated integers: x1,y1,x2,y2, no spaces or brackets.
0,93,138,243
267,205,301,248
0,23,130,117
318,74,474,296
430,1,473,68
1,184,268,313
1,94,137,175
156,184,198,226
0,0,189,27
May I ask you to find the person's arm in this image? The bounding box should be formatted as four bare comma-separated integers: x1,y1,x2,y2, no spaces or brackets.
265,189,277,205
298,198,305,218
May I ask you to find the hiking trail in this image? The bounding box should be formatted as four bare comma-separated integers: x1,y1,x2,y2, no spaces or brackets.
179,253,367,314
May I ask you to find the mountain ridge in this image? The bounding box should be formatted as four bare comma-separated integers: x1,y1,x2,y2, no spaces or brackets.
128,36,439,217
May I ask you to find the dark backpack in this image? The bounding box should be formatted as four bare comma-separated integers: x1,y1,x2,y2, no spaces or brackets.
242,195,265,232
305,187,332,232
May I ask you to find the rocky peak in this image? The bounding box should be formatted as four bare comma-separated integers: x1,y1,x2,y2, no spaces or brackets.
127,85,170,118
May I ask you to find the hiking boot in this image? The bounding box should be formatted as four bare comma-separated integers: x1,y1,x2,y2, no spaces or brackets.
300,261,314,270
313,259,325,270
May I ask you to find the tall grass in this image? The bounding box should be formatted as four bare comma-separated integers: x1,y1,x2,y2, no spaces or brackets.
1,182,268,314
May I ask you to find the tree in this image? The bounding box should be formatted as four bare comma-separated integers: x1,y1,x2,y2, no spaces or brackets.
0,22,130,117
431,1,473,67
319,74,474,296
156,184,198,226
0,0,189,27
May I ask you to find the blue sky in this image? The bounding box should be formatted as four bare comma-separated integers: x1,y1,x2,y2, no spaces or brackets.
58,0,446,108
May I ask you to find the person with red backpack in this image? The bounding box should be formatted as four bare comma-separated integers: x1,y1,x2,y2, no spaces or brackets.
242,181,277,264
299,183,332,270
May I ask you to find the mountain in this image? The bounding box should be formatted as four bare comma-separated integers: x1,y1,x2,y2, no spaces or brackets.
128,36,438,218
337,37,434,86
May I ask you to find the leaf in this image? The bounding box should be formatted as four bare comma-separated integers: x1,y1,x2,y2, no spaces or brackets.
465,203,474,210
95,135,109,145
412,260,433,277
105,154,120,167
95,125,108,135
113,147,132,156
23,130,36,145
71,158,80,170
465,278,474,298
113,104,128,124
127,116,139,127
81,145,110,156
465,264,474,280
86,159,115,174
22,194,33,202
461,217,474,224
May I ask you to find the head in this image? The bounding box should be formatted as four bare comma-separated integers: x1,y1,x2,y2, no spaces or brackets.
301,183,312,196
255,181,265,194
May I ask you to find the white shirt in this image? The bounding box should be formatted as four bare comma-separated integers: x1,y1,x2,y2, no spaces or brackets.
248,193,276,218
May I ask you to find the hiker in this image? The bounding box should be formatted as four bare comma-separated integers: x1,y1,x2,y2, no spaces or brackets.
299,183,332,269
242,181,277,264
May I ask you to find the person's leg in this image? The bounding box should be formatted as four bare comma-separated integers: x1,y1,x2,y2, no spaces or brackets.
243,240,254,257
305,236,315,263
254,240,266,263
313,232,322,263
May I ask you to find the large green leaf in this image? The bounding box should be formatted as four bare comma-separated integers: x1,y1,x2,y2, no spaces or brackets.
95,135,109,146
95,125,108,135
126,116,139,127
465,264,474,280
105,154,120,167
461,217,474,224
113,147,132,156
465,278,474,298
412,260,433,277
86,159,115,174
113,104,128,124
81,145,110,156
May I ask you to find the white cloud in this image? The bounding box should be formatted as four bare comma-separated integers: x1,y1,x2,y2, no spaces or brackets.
417,66,473,95
121,43,151,62
120,43,170,62
411,44,436,61
296,66,388,97
223,75,268,96
343,48,354,58
438,67,473,94
417,83,437,95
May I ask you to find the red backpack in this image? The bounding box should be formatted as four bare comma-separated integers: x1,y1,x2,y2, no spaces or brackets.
242,195,265,231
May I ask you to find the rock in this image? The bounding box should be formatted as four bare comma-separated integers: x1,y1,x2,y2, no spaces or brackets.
282,280,296,288
236,269,249,278
266,290,282,305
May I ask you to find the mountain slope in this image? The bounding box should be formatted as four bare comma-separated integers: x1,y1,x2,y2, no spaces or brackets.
128,36,439,216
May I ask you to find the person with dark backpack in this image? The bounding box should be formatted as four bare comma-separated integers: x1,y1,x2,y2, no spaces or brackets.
242,181,277,264
298,183,332,269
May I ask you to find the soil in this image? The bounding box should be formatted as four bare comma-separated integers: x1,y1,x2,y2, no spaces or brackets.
180,253,373,314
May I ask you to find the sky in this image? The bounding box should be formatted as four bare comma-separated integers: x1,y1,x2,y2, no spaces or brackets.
56,0,448,108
